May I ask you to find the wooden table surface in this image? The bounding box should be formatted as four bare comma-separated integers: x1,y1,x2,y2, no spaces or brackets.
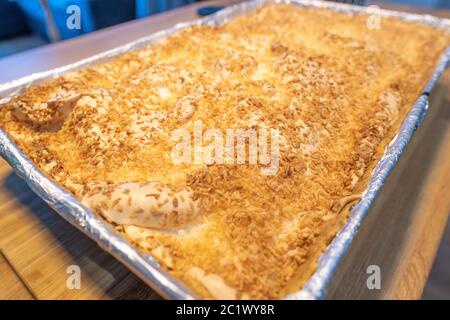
0,1,449,300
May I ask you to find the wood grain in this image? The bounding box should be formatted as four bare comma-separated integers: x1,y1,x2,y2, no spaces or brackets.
0,0,241,301
327,70,450,300
0,161,160,299
0,1,449,300
0,251,35,300
0,0,241,83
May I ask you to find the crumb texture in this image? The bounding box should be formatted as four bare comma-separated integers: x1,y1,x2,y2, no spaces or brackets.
0,4,448,299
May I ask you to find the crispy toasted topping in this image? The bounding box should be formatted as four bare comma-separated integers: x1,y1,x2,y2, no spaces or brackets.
0,3,448,299
82,182,201,229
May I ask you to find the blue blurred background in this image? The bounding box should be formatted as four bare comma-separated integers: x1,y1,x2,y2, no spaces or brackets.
0,0,450,58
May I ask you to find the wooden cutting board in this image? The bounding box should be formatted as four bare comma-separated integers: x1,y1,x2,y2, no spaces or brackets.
0,1,449,300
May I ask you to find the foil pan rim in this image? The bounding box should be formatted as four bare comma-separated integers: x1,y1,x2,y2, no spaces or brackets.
0,0,449,300
0,130,198,299
1,0,449,92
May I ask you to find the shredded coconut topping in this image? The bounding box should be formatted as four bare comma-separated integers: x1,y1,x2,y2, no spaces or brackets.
0,4,448,299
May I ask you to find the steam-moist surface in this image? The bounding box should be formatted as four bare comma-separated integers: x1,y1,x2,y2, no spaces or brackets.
0,4,449,299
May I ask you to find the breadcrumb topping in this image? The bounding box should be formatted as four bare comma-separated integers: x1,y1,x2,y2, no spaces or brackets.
0,4,449,299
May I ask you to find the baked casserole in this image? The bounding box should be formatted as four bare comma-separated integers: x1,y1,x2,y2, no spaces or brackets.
0,3,449,299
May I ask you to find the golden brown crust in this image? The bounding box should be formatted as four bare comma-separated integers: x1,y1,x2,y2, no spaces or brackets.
0,4,449,299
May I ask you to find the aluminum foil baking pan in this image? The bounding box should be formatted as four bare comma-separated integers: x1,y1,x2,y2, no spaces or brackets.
1,0,449,300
